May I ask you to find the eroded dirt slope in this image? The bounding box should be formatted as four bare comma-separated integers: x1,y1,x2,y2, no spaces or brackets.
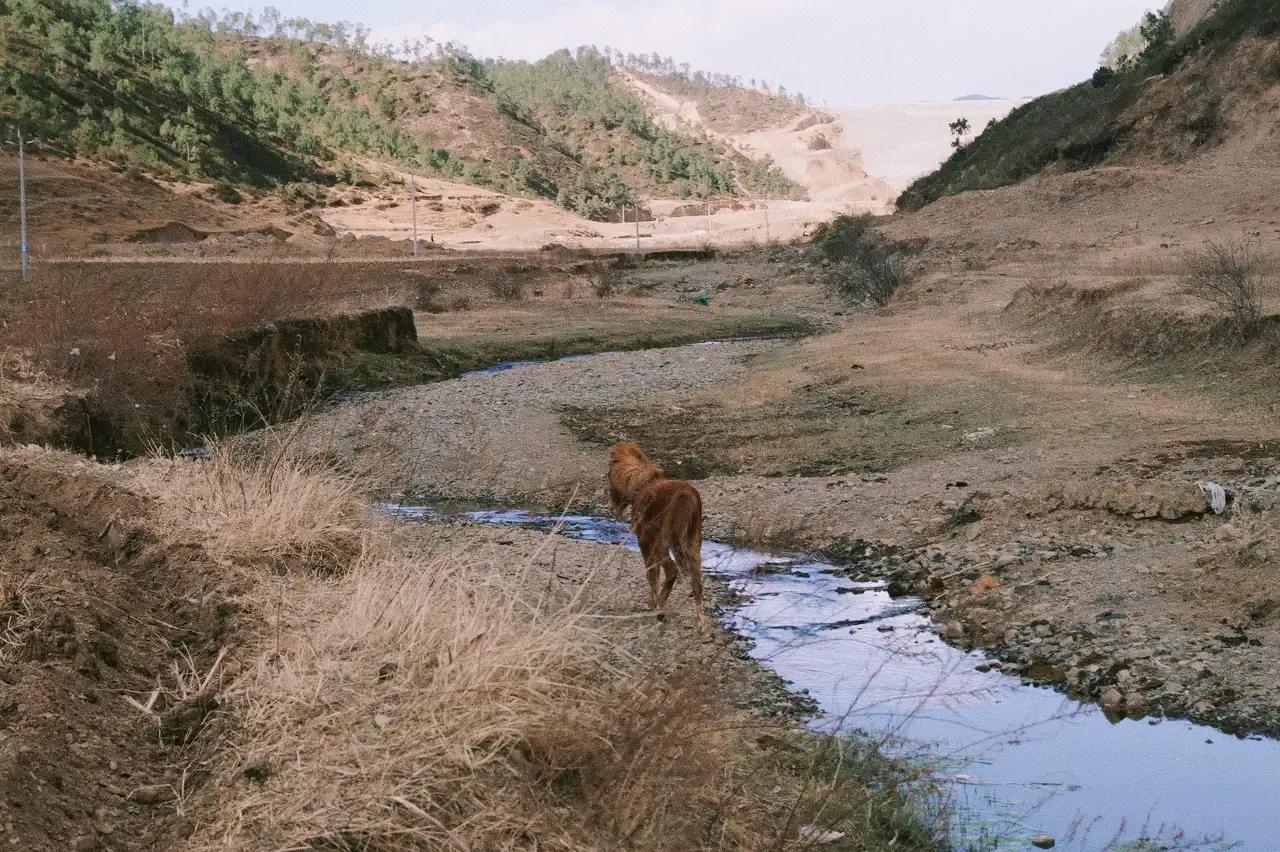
0,449,236,849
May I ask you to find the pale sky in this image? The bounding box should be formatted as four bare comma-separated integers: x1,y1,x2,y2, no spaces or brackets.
178,1,1161,105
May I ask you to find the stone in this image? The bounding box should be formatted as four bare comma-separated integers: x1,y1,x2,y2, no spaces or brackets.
1100,688,1124,711
1031,835,1056,849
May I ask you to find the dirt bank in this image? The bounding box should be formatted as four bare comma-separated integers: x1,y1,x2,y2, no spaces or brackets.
0,448,236,849
2,251,816,460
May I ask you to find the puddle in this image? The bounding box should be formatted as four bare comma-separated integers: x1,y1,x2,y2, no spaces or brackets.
383,504,1279,851
468,337,790,377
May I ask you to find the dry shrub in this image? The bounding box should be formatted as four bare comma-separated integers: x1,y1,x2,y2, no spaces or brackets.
490,278,526,301
593,274,617,298
139,442,367,575
1182,239,1266,334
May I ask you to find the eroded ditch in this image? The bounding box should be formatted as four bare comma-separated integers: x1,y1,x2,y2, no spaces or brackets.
380,506,1279,851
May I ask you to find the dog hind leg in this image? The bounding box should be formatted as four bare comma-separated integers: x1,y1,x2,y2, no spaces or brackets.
654,553,679,615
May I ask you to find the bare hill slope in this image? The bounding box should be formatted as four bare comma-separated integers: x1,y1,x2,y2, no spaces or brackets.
900,0,1280,210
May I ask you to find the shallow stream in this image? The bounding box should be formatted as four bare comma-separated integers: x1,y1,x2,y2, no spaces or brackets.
385,505,1279,851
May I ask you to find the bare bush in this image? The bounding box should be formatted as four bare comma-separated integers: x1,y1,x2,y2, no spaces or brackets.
837,252,907,306
593,274,616,298
1182,240,1266,334
490,278,526,301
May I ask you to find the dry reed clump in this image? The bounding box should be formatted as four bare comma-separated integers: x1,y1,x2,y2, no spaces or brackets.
136,442,368,575
196,550,617,850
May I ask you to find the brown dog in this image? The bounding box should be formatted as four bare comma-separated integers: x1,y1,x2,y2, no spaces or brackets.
608,442,707,633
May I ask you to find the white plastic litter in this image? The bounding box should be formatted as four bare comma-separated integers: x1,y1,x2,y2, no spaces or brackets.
1197,480,1228,515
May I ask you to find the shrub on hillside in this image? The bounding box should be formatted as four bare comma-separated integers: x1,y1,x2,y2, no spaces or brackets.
1182,239,1267,335
811,215,910,307
490,278,526,301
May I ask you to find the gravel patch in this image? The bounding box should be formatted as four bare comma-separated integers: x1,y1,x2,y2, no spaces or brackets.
297,339,786,501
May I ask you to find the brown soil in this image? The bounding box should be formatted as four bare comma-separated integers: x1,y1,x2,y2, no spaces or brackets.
0,449,236,850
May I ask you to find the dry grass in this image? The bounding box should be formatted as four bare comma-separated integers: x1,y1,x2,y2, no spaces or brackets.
136,441,368,575
198,549,611,849
0,576,33,664
140,441,942,851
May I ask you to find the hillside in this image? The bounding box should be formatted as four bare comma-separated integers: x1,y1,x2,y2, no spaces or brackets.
0,2,797,224
898,0,1280,210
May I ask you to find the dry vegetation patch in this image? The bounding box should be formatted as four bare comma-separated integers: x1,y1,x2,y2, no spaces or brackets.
123,438,944,850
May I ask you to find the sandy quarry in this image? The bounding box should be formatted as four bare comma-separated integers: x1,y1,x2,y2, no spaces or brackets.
312,93,1022,251
0,85,1021,263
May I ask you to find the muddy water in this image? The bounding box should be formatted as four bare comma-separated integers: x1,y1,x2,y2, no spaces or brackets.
384,505,1279,851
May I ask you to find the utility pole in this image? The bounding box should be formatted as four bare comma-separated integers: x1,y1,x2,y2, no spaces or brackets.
409,171,418,257
634,204,640,250
763,201,770,245
705,200,711,236
16,130,29,281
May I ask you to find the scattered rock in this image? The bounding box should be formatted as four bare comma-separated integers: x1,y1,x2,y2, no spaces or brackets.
1031,835,1056,849
797,825,846,844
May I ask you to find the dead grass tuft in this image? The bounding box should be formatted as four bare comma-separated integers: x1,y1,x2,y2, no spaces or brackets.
138,442,368,575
